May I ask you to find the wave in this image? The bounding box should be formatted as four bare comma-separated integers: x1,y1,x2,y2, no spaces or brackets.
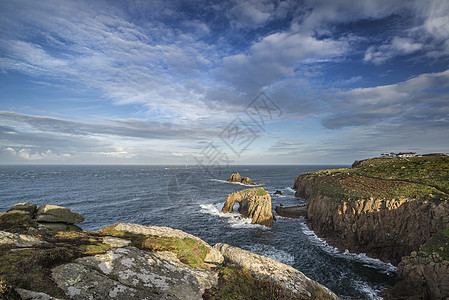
300,221,397,275
244,243,295,265
200,203,270,229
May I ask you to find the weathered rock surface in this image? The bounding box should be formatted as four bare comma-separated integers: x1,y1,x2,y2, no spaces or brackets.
53,246,218,300
213,243,339,299
37,222,82,232
275,205,307,218
102,236,132,248
294,174,449,264
222,188,275,227
35,205,85,224
113,223,224,265
0,230,45,247
227,172,263,186
387,254,449,299
6,202,37,217
15,288,62,300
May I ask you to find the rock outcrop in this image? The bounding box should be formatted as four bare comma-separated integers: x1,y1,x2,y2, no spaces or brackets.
294,173,449,265
221,188,275,227
386,253,449,299
275,205,307,218
227,173,263,186
0,230,45,247
0,207,339,299
6,202,37,217
53,246,217,300
293,156,449,299
3,203,84,232
213,243,339,299
112,223,224,265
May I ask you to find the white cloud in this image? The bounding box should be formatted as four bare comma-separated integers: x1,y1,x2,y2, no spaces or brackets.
322,69,449,129
216,30,347,91
227,0,274,29
364,37,423,64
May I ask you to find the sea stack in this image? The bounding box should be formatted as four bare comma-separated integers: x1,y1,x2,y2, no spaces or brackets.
222,188,275,226
226,172,263,186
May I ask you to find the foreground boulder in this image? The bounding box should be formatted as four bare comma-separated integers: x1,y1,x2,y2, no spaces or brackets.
222,188,275,226
213,243,339,299
6,202,37,217
227,173,263,186
111,223,224,265
53,246,217,300
1,206,340,299
36,205,84,224
3,203,84,232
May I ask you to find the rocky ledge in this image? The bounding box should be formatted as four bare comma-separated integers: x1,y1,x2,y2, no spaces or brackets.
293,155,449,299
222,188,275,227
275,205,307,219
226,172,263,186
0,203,338,299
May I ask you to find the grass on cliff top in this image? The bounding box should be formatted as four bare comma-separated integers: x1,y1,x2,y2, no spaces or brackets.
99,224,209,268
420,224,449,261
302,155,449,203
239,187,268,196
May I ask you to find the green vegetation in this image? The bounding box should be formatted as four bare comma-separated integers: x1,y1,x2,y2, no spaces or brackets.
240,187,268,196
0,229,111,298
99,225,210,268
303,155,449,203
0,212,38,234
352,155,449,194
420,224,449,261
0,220,211,298
203,265,297,300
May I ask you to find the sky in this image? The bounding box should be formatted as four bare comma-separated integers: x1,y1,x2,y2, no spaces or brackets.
0,0,448,165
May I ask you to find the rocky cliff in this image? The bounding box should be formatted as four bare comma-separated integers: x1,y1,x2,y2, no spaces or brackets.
0,203,338,299
293,155,449,298
222,188,275,226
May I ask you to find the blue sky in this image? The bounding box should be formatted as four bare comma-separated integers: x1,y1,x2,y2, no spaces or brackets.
1,0,448,165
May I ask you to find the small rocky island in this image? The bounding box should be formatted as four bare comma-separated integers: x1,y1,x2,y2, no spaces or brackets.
226,172,263,186
0,202,338,299
292,154,449,299
222,188,275,227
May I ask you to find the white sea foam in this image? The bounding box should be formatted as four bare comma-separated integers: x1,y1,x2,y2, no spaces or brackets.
300,221,397,275
286,187,296,193
352,280,385,300
200,203,270,229
244,243,295,265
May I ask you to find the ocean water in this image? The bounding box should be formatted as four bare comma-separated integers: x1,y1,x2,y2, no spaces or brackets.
0,165,396,299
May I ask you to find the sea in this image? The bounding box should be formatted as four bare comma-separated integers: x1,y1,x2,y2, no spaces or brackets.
0,165,396,299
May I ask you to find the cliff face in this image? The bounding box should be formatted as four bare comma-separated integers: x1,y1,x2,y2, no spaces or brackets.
222,188,274,227
295,173,449,265
294,156,449,299
387,254,449,299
